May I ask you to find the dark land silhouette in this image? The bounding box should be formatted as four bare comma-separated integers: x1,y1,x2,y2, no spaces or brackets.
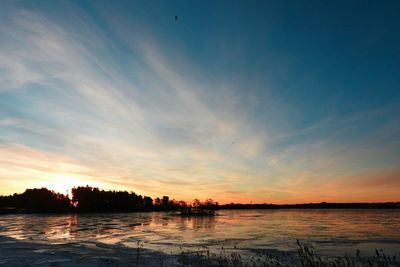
0,186,218,213
0,186,398,214
222,202,400,209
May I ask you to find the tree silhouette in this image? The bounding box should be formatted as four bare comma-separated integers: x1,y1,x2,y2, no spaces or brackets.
71,186,150,212
4,185,396,214
0,188,71,213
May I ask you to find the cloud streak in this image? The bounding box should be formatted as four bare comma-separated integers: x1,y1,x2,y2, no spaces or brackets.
0,2,399,203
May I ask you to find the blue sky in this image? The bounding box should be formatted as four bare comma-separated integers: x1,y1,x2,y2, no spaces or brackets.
0,0,399,203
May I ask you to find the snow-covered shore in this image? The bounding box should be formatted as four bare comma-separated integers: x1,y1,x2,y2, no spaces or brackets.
0,235,175,267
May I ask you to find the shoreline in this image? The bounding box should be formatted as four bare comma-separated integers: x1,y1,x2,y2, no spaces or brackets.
1,235,399,267
0,235,173,267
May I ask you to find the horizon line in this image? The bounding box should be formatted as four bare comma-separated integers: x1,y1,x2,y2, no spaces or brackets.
1,186,399,206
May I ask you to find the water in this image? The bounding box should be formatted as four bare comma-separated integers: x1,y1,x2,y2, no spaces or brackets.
0,209,399,257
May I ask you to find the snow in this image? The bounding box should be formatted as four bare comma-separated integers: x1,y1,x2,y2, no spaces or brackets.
0,235,176,266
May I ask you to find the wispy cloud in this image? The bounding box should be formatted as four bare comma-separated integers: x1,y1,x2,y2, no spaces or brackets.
0,3,399,203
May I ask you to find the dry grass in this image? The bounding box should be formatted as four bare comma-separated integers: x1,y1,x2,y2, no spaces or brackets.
171,240,400,267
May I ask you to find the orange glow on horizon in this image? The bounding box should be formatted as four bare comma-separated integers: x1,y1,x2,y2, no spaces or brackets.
1,145,399,204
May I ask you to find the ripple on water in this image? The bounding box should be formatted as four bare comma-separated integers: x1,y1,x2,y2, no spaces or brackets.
0,210,399,257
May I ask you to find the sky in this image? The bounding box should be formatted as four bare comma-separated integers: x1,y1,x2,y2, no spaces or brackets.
0,0,399,203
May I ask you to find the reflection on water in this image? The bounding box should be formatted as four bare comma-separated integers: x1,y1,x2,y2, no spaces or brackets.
0,210,399,256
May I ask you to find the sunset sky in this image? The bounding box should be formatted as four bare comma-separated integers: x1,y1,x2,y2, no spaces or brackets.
0,1,399,203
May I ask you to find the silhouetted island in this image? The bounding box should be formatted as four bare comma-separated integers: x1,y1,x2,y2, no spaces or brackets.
0,186,398,214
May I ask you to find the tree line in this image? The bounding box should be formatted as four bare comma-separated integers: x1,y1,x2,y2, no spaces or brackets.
0,186,218,213
222,202,400,209
1,187,398,214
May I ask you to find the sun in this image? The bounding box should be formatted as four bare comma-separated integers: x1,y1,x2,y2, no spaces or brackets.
49,175,84,196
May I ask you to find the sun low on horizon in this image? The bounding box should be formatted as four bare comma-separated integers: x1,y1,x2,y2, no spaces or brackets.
0,1,399,205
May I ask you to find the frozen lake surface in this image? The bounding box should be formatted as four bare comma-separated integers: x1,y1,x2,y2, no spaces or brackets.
0,209,400,266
